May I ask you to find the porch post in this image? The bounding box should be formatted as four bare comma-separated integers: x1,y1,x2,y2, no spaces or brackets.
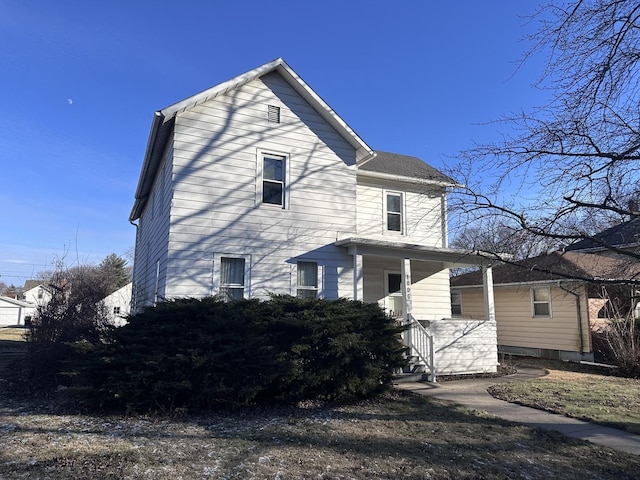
401,258,413,323
352,248,363,301
482,265,496,322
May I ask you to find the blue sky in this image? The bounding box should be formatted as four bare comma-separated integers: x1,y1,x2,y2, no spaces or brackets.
0,0,547,285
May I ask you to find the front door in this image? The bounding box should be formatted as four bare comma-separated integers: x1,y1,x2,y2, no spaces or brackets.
385,271,404,319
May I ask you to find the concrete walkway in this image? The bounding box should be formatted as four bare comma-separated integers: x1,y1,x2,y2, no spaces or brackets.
396,367,640,456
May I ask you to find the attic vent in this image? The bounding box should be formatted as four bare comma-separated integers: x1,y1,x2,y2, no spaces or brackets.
268,105,280,123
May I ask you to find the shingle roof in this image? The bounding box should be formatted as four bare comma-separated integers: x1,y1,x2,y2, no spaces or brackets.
565,217,640,251
450,251,640,287
360,151,456,185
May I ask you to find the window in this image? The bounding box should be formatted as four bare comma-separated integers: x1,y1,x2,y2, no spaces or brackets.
262,154,285,206
385,192,403,232
220,257,246,300
113,306,121,315
268,105,280,123
451,291,462,316
297,261,318,298
37,288,43,299
531,287,551,317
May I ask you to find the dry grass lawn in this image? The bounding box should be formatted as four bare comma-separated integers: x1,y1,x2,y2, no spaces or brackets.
2,331,640,478
489,357,640,435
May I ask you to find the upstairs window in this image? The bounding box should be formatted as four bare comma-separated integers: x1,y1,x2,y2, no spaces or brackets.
531,286,551,317
220,257,246,301
385,192,403,232
297,261,319,299
262,154,285,206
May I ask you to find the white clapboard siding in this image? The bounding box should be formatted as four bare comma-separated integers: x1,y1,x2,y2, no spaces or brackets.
160,73,358,300
132,143,173,307
356,179,445,247
426,318,498,375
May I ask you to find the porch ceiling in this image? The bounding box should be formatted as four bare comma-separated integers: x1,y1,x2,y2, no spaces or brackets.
334,237,498,268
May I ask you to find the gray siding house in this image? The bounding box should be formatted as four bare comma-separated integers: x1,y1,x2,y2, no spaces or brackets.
129,58,498,377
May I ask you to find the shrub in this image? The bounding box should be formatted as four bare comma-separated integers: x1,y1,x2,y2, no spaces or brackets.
68,296,406,412
604,316,640,378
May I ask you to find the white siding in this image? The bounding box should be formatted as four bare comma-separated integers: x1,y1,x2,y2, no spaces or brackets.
132,141,173,308
362,257,452,320
163,72,358,300
427,318,498,375
356,178,446,247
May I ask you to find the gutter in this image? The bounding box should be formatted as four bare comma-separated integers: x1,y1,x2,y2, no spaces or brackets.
558,282,585,355
130,111,165,221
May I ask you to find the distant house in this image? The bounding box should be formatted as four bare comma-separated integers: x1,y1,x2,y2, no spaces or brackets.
566,217,640,257
450,251,640,362
22,281,52,307
128,58,500,378
102,282,132,326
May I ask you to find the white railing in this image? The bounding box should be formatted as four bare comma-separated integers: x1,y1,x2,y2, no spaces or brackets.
401,317,436,382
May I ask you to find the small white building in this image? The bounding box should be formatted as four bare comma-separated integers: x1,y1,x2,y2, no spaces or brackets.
102,282,132,326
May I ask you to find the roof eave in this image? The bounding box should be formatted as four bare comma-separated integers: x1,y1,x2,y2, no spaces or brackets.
357,169,460,187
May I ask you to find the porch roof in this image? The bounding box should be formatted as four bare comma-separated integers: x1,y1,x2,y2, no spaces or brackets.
334,237,498,267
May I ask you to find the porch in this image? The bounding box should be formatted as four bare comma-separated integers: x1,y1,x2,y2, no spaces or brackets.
335,237,499,381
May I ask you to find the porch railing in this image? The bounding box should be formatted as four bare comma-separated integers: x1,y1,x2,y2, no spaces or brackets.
401,316,436,382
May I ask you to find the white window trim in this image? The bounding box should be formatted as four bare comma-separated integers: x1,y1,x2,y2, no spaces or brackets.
531,286,552,318
213,253,252,299
292,261,324,299
383,190,405,235
256,148,290,209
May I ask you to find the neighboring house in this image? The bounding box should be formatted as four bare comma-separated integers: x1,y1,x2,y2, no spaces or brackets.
22,281,52,307
129,58,499,378
565,217,640,257
450,251,640,362
0,296,35,327
102,282,132,326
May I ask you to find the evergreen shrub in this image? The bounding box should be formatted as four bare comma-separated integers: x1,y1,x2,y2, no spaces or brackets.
69,296,406,412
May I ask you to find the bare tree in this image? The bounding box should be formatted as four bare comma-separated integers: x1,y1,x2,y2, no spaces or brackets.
450,0,640,260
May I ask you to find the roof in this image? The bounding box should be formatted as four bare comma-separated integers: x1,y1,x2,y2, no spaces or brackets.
565,217,640,252
130,58,375,220
23,280,47,292
335,237,496,267
450,251,640,287
0,296,34,308
358,151,457,186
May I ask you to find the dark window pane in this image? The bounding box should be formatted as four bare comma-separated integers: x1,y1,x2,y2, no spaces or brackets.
387,213,401,231
297,288,317,299
263,181,283,205
534,303,550,316
388,273,402,294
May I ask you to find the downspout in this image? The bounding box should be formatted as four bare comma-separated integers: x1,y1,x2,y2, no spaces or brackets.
558,282,585,355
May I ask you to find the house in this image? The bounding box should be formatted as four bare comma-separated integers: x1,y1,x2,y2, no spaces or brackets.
0,296,35,327
22,281,52,307
565,217,640,257
129,58,499,378
102,282,132,326
450,251,640,362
